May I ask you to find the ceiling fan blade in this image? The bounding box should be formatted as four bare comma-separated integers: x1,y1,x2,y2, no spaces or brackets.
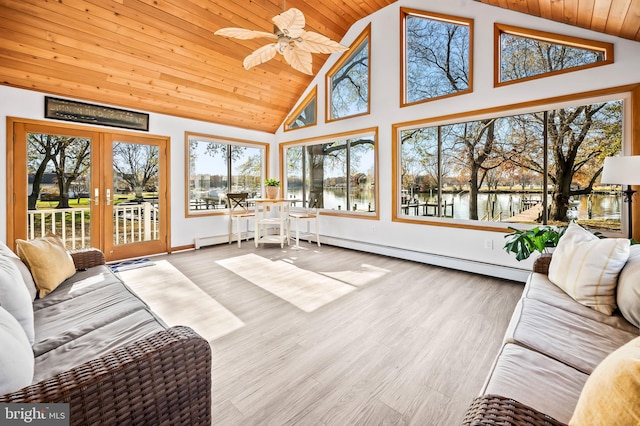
272,8,305,38
283,47,313,75
296,31,349,54
243,44,278,70
215,27,277,40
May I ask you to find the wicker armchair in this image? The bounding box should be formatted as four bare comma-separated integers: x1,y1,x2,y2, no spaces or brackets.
532,253,553,275
462,395,566,426
0,249,212,426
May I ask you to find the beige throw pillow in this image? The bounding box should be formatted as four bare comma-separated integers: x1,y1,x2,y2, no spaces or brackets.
15,234,76,298
548,222,630,315
570,336,640,426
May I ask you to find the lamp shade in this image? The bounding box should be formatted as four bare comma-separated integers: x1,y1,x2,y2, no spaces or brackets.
600,156,640,185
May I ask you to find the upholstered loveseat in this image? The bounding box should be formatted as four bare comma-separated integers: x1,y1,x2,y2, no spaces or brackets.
0,238,211,425
463,223,640,425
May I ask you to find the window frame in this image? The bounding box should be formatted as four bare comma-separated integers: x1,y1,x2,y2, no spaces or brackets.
280,127,380,219
392,84,640,233
184,132,269,217
325,24,372,123
400,8,474,108
494,23,614,87
284,86,318,132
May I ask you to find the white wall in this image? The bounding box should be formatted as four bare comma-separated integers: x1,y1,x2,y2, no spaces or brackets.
2,0,640,281
275,0,640,280
0,86,276,250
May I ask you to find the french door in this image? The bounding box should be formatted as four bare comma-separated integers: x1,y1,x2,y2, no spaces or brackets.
8,118,169,261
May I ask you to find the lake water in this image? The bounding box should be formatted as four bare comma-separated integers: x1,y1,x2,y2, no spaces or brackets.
286,189,621,222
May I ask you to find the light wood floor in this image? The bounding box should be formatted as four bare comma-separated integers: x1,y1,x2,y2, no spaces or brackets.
154,243,523,426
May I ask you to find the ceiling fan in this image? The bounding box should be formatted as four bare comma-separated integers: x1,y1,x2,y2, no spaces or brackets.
214,7,348,75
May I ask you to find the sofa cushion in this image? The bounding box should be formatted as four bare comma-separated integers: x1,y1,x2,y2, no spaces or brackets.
569,336,640,426
0,241,37,301
0,306,34,395
31,265,164,357
482,343,588,425
504,298,638,374
523,272,638,332
617,244,640,328
548,222,630,315
16,234,76,298
0,254,35,345
33,309,166,382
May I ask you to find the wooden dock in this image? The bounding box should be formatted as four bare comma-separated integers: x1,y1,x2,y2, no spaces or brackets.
504,203,544,223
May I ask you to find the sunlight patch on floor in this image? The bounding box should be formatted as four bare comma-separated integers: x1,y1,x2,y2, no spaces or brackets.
216,253,356,312
118,259,245,341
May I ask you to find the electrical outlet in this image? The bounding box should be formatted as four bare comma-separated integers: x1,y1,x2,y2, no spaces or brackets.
484,239,494,249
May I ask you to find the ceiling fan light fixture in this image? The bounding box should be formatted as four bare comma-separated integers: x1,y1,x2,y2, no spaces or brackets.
215,8,348,75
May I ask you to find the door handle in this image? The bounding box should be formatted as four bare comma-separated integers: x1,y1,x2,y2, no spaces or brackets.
106,189,111,206
94,188,99,206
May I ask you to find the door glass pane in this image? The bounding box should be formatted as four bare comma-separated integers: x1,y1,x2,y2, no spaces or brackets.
112,142,159,245
27,132,92,249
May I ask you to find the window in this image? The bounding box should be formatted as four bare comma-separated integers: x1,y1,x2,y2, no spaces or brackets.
496,24,613,86
395,95,626,235
282,128,378,216
186,132,268,216
284,86,317,131
401,8,473,106
326,25,371,122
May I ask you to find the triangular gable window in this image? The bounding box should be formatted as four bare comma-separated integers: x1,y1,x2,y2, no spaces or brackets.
284,86,317,131
326,24,371,122
496,23,613,86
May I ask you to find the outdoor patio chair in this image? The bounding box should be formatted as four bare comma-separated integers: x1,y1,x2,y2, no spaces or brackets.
288,192,320,248
227,192,255,248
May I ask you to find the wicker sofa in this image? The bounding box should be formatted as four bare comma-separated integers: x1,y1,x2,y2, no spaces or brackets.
0,246,212,425
463,253,640,425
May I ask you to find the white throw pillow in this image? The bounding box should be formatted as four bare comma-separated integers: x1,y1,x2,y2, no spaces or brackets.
0,306,34,395
0,254,35,345
617,244,640,327
548,222,630,315
0,241,37,301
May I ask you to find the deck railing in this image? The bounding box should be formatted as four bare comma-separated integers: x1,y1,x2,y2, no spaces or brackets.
27,203,159,249
114,202,159,245
27,207,90,249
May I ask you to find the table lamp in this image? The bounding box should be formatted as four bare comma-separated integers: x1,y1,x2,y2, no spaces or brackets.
600,155,640,239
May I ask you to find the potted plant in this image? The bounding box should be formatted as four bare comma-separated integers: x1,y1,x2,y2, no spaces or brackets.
264,178,280,199
503,225,567,261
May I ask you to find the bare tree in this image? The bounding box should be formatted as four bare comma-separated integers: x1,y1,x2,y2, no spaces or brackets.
405,14,469,102
330,39,368,119
112,143,158,200
504,102,621,221
447,119,501,220
307,138,374,208
27,133,90,209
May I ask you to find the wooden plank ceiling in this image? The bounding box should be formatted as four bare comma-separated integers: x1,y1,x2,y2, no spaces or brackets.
475,0,640,42
0,0,396,133
0,0,638,133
